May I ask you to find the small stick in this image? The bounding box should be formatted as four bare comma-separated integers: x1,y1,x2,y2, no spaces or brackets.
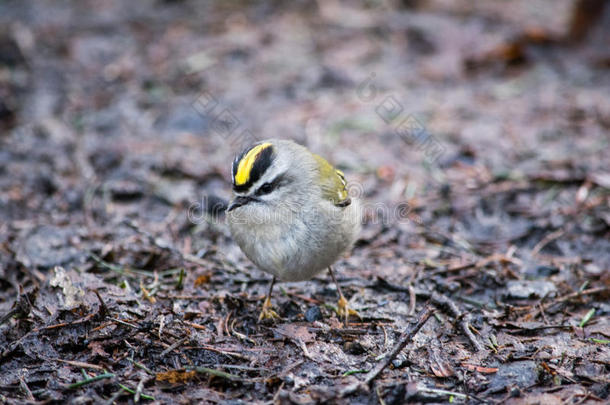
527,287,608,319
531,229,564,257
408,285,416,316
134,376,145,403
55,358,105,371
186,366,244,382
429,292,484,352
184,344,253,361
19,376,34,401
372,278,484,351
417,387,488,403
108,317,139,329
34,312,97,332
183,320,206,330
160,337,188,357
294,338,318,363
341,306,433,397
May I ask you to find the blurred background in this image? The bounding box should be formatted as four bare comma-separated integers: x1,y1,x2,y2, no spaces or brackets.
1,0,608,274
0,0,609,402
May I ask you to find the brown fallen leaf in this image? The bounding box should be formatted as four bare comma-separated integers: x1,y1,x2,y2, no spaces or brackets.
156,370,197,384
194,274,211,287
88,341,109,358
274,324,316,343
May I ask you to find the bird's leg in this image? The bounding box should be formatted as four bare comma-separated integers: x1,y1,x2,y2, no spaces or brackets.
258,276,280,322
328,266,360,325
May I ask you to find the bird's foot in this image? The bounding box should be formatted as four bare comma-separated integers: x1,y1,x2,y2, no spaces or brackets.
336,295,360,325
258,296,280,322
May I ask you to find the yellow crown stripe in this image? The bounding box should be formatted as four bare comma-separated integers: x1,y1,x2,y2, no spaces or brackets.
235,142,272,185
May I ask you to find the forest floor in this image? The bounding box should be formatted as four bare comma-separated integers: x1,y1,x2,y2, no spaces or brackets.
0,0,609,403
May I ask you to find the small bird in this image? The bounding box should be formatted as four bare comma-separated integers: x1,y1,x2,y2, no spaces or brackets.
226,139,361,323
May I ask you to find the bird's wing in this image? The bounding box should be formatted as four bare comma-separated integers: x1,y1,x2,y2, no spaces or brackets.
313,154,351,207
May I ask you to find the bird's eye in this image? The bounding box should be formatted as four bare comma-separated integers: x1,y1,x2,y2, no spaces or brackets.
257,182,274,195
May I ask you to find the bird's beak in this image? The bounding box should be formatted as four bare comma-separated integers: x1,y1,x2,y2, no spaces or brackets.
227,196,255,212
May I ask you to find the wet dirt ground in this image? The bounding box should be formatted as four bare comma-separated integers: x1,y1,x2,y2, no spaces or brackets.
1,0,609,403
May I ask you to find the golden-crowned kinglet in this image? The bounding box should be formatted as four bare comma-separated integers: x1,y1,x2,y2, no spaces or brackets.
226,139,361,323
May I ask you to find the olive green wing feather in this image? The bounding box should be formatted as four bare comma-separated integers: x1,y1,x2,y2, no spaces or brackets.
313,154,351,207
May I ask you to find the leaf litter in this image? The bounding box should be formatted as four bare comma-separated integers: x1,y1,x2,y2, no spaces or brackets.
1,0,609,403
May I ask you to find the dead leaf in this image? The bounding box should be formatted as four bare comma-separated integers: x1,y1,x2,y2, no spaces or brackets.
275,324,316,343
88,341,109,358
50,266,85,309
194,274,211,287
156,370,197,384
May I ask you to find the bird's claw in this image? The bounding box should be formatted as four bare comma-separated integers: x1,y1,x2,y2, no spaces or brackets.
336,295,360,325
258,296,280,322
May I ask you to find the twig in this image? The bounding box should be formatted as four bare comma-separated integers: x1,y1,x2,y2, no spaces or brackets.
217,364,268,372
183,344,253,361
427,291,484,352
134,376,145,403
271,382,285,405
279,359,304,377
55,358,105,371
93,289,108,319
35,312,97,332
428,254,522,276
19,376,34,401
417,387,488,403
183,320,206,330
526,287,608,319
531,229,564,257
160,337,188,357
307,327,371,336
0,307,21,327
381,325,388,351
159,314,165,339
376,385,387,405
408,285,416,315
230,318,256,345
340,306,433,397
108,317,139,329
372,279,484,352
294,338,317,363
156,294,210,300
186,366,245,382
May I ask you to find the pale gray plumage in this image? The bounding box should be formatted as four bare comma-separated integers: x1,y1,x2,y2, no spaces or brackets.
226,139,361,282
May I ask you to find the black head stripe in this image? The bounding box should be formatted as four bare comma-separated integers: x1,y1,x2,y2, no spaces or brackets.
232,144,275,192
232,149,247,185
